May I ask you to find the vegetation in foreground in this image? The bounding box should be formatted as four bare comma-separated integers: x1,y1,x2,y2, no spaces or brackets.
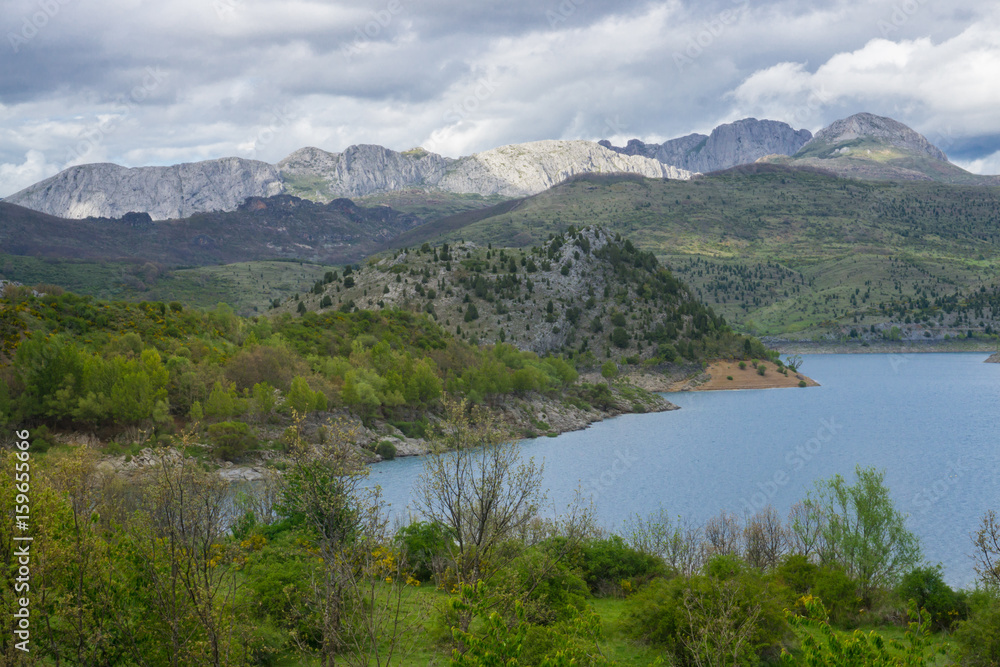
3,403,999,666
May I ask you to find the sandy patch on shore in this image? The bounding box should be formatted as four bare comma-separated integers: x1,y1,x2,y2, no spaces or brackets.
670,360,819,391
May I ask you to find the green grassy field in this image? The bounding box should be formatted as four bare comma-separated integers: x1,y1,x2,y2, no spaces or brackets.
262,583,958,666
0,254,335,314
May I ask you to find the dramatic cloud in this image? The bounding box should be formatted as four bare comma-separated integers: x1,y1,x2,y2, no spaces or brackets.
1,0,999,196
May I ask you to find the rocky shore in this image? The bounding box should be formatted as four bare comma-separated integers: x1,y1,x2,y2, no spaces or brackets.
73,381,677,480
987,352,1000,363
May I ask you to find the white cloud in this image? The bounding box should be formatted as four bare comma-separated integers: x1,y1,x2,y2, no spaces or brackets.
4,0,1000,188
953,150,1000,176
0,150,59,197
727,14,1000,136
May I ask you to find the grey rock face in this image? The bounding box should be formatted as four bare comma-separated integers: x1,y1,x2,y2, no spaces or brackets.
601,118,812,173
278,144,453,198
281,140,693,200
438,140,693,197
801,112,949,161
9,140,692,220
6,157,283,221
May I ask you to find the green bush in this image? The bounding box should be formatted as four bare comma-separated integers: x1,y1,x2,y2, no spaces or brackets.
626,558,787,665
610,327,629,349
493,547,590,625
953,591,1000,666
576,535,664,595
798,380,807,387
395,521,452,582
207,421,257,461
896,565,967,630
739,361,747,370
776,555,859,627
375,440,397,460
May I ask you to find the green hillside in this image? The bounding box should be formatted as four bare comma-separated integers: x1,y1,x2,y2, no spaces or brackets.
413,168,1000,340
276,226,772,367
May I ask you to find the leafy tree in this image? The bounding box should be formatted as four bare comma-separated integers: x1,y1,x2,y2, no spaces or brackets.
802,465,921,605
204,380,237,420
600,361,618,386
610,327,629,349
207,420,257,461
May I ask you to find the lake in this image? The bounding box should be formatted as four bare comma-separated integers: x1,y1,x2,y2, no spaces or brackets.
366,353,1000,587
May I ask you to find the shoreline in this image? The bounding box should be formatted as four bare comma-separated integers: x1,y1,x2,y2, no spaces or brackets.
763,339,997,355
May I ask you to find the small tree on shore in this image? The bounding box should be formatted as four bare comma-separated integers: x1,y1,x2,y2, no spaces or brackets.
413,399,545,629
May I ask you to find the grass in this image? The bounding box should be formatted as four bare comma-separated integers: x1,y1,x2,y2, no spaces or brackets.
0,255,335,315
262,584,959,665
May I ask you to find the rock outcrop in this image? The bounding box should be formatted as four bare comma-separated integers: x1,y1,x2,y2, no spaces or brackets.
601,118,812,173
278,144,453,198
281,140,693,200
800,112,948,161
437,140,693,197
10,141,692,219
6,157,283,221
986,352,1000,363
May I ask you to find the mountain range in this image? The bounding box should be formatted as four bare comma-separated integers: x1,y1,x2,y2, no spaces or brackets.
7,140,691,221
9,112,993,222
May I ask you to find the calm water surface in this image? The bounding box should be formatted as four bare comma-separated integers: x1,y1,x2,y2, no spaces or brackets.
367,353,1000,587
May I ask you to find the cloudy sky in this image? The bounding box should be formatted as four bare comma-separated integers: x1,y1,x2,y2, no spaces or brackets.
2,0,1000,197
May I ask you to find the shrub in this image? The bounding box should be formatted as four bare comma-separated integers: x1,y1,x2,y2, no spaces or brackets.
493,547,590,625
626,558,786,664
896,565,967,630
776,555,859,627
953,591,1000,666
207,421,257,461
798,380,807,387
611,327,629,349
757,365,766,376
576,535,664,595
727,375,734,381
395,521,451,582
375,440,397,461
738,361,747,370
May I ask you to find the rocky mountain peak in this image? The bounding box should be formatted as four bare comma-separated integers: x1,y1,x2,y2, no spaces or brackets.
5,157,283,221
601,118,812,173
804,112,948,161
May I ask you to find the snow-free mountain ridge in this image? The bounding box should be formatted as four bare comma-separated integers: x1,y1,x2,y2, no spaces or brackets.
599,118,813,173
6,113,990,220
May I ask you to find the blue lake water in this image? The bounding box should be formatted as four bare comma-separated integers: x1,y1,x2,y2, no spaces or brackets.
366,353,1000,588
